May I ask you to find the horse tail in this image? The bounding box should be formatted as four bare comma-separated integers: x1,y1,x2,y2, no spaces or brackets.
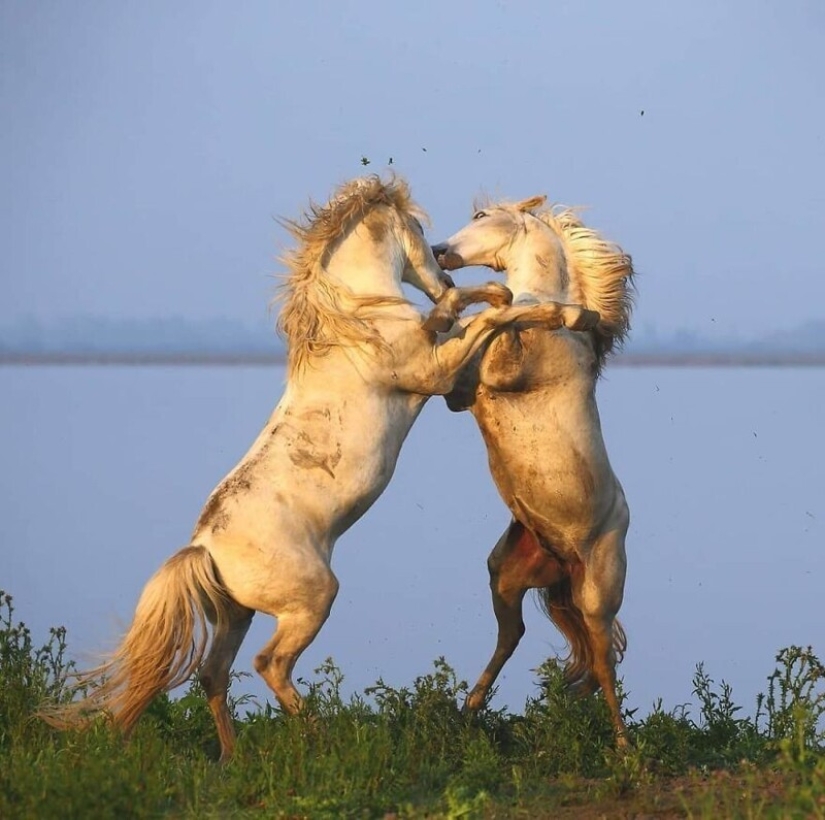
611,617,627,664
535,572,626,694
40,544,231,734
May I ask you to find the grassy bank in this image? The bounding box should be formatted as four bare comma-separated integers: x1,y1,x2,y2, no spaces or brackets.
1,590,823,819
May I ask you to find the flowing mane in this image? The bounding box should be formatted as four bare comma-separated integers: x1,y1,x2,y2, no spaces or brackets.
534,205,635,364
276,175,427,376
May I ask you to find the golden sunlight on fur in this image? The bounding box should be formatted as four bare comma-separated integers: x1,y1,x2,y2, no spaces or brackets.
39,175,597,762
434,198,635,745
276,175,425,376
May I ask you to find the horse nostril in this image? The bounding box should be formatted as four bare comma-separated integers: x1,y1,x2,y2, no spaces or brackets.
431,243,448,257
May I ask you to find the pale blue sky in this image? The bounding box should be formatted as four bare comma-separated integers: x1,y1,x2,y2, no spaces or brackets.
2,1,824,338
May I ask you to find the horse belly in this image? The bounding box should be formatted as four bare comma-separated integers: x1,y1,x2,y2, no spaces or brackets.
474,401,611,545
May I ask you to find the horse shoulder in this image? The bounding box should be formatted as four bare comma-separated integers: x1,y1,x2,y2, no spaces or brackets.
501,329,597,389
476,327,528,391
481,324,588,393
448,327,553,407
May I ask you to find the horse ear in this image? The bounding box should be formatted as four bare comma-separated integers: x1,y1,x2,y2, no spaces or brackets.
515,195,547,213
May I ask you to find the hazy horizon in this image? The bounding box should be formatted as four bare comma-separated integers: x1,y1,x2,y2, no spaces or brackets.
3,312,825,358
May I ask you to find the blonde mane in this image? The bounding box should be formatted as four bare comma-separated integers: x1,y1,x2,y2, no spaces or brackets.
276,175,427,376
534,205,635,365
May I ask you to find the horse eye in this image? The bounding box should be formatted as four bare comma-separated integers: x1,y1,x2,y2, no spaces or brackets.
473,211,487,220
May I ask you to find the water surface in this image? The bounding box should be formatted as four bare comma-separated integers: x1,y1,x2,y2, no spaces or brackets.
2,364,822,717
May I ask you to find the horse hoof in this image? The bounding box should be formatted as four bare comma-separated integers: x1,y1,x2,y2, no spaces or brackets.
437,251,465,271
564,307,600,331
581,308,601,330
464,691,485,712
422,312,455,333
485,282,514,307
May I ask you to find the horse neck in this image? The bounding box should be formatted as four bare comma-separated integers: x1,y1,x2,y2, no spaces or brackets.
503,225,570,303
325,227,405,300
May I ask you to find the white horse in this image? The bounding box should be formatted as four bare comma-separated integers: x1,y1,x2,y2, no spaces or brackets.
432,195,635,744
42,176,598,761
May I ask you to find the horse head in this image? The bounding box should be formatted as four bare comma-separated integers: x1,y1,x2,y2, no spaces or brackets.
432,195,549,273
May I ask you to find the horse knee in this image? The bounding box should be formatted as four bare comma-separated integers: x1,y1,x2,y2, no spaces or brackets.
577,562,624,622
321,573,339,606
300,567,339,611
253,652,270,675
487,564,501,594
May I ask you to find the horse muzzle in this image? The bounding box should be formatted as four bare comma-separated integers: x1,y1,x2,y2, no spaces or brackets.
431,243,466,273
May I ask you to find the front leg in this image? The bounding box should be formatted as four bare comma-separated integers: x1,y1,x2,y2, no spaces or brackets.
387,301,593,396
422,282,513,333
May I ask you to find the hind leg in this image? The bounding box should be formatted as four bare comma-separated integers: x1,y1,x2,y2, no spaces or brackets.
574,517,629,745
467,520,563,710
253,566,339,714
199,604,254,762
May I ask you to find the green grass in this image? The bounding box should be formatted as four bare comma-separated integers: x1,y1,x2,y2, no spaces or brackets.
1,588,823,819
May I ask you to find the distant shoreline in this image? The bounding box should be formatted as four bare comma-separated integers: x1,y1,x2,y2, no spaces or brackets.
2,351,825,367
0,352,286,366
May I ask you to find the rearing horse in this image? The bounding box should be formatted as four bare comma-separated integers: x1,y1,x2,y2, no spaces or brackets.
433,195,635,744
42,177,598,761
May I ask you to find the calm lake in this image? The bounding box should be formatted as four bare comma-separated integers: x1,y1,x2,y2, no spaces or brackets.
2,363,823,718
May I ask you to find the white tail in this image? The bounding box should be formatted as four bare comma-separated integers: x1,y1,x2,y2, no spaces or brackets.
41,545,231,734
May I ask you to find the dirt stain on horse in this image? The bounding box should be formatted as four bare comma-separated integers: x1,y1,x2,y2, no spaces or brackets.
288,430,342,479
192,455,261,537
